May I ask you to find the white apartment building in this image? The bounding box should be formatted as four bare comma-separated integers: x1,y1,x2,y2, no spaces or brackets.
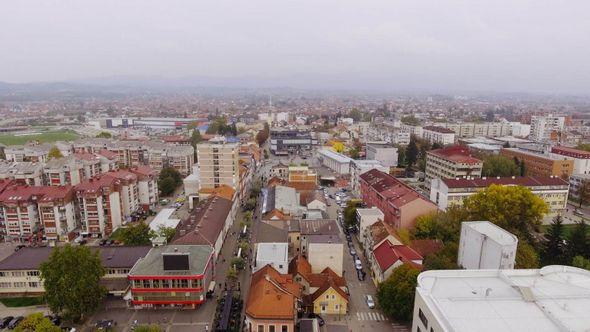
356,207,384,238
422,126,455,145
441,122,512,138
530,114,565,142
196,137,240,192
412,266,590,332
457,221,517,270
43,156,83,186
365,142,398,168
75,176,123,237
401,124,423,138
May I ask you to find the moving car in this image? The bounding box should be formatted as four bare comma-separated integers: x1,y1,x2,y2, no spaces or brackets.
0,316,13,328
366,295,376,309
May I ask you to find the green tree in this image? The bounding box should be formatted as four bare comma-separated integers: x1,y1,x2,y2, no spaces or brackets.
572,255,590,270
158,226,176,242
482,155,520,177
519,160,526,176
231,257,245,270
15,313,60,332
406,135,418,167
190,129,203,159
39,245,106,322
95,132,112,139
462,185,548,243
348,108,362,122
567,221,589,259
158,167,182,196
349,147,360,159
577,180,590,208
515,242,539,268
343,200,361,229
134,324,162,332
423,242,459,270
540,215,567,266
120,223,154,246
376,264,420,321
576,143,590,152
47,146,63,160
400,115,420,126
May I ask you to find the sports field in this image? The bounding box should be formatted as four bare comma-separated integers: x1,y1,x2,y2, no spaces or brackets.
0,129,79,146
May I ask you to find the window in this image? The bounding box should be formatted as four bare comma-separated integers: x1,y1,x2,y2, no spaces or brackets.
419,308,428,328
28,282,39,288
257,325,264,332
279,265,283,269
0,282,11,288
281,326,288,332
269,326,275,332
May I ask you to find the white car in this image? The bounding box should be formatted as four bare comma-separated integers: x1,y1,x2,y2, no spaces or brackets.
355,259,362,270
366,295,375,309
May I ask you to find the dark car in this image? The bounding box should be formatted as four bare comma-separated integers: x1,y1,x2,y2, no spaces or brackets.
8,316,24,329
0,316,13,328
357,269,365,281
14,244,26,251
307,313,325,326
95,319,115,330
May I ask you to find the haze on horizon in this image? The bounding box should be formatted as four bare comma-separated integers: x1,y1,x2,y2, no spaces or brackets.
1,0,590,94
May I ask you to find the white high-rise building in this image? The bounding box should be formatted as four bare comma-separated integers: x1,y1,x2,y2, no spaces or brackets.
530,114,565,142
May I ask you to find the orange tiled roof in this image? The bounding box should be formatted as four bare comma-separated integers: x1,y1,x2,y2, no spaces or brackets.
199,184,235,201
246,265,301,320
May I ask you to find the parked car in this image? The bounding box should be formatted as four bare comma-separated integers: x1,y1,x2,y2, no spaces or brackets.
366,295,376,309
350,248,357,256
357,269,365,281
8,316,24,329
14,244,26,251
574,209,584,216
355,259,363,270
0,316,13,328
307,313,325,326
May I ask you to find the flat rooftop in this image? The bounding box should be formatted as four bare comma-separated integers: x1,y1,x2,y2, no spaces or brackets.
256,242,289,262
462,221,518,246
318,149,352,163
129,245,212,276
416,266,590,332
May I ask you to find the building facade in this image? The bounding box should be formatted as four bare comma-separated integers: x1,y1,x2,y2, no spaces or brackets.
196,137,240,193
422,126,455,145
500,148,573,178
425,146,483,189
365,142,399,168
550,146,590,175
457,221,518,270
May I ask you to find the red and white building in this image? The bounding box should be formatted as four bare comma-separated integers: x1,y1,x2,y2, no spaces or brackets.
104,170,140,221
425,145,483,189
130,166,159,211
550,146,590,175
75,176,123,237
43,156,84,186
360,169,438,230
370,240,422,284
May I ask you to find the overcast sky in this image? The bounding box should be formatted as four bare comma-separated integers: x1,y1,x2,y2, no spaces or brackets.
1,0,589,93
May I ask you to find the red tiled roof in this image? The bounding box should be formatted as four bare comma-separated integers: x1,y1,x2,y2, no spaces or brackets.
161,135,190,143
171,196,233,246
0,185,74,204
75,176,119,194
373,240,422,272
441,176,568,188
98,149,118,159
428,145,482,164
73,152,101,162
130,165,157,179
246,265,301,320
423,126,455,134
360,169,427,208
551,146,590,159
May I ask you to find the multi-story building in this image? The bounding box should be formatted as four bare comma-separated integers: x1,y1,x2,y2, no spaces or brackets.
400,124,423,138
166,145,195,176
0,161,44,186
270,128,315,155
0,186,77,242
425,146,483,189
350,160,389,196
360,169,438,230
287,166,317,185
75,176,123,237
130,166,159,211
196,137,240,193
105,170,140,220
568,173,590,202
530,114,566,142
422,126,455,146
500,148,573,178
440,122,512,138
0,246,150,297
128,245,214,309
550,146,590,175
412,266,590,332
43,156,84,186
430,176,569,216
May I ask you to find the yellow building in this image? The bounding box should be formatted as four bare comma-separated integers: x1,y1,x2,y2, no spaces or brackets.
311,283,349,315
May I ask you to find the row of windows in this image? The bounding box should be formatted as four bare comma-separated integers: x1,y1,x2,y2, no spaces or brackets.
251,324,288,332
0,281,40,288
0,270,39,277
132,279,202,289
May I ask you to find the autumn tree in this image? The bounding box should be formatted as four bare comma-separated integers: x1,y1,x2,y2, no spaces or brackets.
40,245,106,322
515,242,539,268
15,313,60,332
462,184,548,243
332,142,345,153
47,146,63,160
376,264,420,321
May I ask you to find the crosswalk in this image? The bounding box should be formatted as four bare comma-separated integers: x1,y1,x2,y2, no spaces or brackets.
356,311,387,321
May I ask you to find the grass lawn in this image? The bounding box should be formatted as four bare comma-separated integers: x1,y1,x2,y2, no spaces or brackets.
0,296,45,307
0,129,79,146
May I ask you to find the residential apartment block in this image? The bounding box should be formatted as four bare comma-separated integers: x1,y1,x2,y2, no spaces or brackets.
550,146,590,175
365,142,399,168
75,176,123,237
430,176,569,217
425,146,483,189
0,161,44,186
196,137,240,193
422,126,455,146
530,114,566,142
